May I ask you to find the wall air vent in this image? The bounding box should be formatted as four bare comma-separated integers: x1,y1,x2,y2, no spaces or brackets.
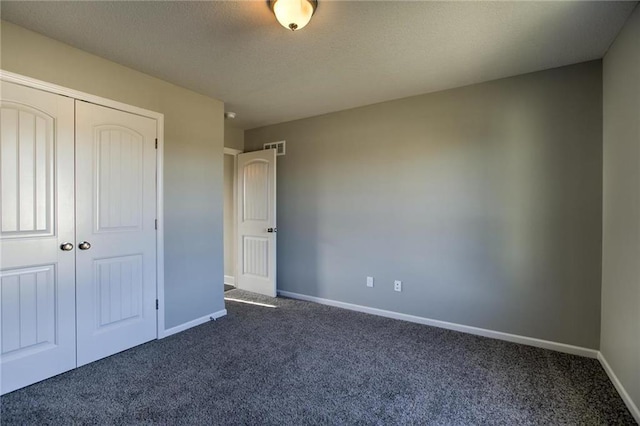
264,141,286,156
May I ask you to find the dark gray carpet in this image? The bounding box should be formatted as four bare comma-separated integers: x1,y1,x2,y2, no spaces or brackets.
224,284,235,292
1,289,635,425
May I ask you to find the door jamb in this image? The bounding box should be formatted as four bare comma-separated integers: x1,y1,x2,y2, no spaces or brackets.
223,147,242,288
0,70,167,339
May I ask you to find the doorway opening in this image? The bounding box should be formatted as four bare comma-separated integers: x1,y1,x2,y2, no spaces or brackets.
223,148,241,292
224,147,278,297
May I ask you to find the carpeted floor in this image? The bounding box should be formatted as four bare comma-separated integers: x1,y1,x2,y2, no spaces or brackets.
1,289,635,425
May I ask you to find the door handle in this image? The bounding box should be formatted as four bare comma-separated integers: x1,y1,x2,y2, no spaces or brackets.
60,242,74,251
78,241,92,250
267,228,277,233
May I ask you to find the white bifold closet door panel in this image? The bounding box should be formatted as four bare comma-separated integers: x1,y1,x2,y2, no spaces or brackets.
0,82,77,394
75,101,157,367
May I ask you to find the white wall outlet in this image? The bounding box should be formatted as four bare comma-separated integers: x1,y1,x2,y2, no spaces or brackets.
394,280,402,292
366,276,374,288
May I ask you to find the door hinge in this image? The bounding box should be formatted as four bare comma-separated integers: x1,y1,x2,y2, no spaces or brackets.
155,138,158,149
155,219,158,230
156,299,159,310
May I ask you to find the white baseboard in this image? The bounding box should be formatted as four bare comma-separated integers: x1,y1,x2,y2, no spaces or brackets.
597,352,640,423
277,291,598,359
224,275,235,286
159,309,227,338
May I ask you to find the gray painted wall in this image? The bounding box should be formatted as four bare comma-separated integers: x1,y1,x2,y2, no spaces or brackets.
246,61,603,349
224,126,244,150
602,5,640,413
1,21,225,329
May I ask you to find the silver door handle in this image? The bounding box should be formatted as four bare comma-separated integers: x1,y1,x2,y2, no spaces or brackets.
60,242,74,251
267,228,277,233
78,241,92,250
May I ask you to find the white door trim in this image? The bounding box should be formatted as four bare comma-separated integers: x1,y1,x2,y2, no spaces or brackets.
0,70,166,339
223,147,242,287
224,147,242,156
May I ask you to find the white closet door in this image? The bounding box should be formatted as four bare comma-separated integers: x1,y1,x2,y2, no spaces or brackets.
0,82,76,394
75,101,157,366
236,149,277,297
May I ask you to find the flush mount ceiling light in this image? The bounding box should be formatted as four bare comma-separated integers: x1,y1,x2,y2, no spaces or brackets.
269,0,317,31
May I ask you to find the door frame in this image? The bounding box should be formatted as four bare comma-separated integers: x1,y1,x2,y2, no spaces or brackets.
0,70,167,338
223,147,242,287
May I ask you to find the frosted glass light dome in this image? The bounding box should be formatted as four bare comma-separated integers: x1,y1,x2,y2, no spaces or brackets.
270,0,317,31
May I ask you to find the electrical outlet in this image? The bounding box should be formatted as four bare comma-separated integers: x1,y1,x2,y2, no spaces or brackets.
366,276,374,288
394,280,402,292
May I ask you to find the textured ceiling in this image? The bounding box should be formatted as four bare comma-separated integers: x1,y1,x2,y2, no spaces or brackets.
1,1,637,129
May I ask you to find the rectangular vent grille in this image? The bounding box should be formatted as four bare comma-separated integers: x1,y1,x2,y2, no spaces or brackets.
264,141,286,156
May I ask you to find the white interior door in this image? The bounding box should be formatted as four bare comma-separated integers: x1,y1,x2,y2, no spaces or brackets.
236,149,277,297
75,101,157,366
0,82,76,394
